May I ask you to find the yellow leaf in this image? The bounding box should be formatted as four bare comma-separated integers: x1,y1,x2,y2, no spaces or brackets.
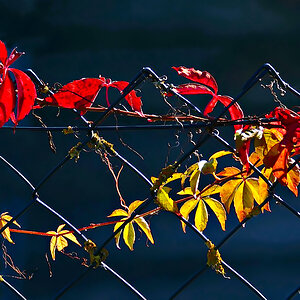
49,236,58,260
113,221,124,249
234,182,254,222
123,222,135,251
134,217,154,244
177,187,193,195
107,209,128,218
190,169,201,196
209,151,232,160
59,230,81,247
248,152,263,168
194,198,208,232
151,177,158,183
257,168,272,212
0,212,21,244
47,224,81,260
56,236,68,252
156,187,178,213
200,185,221,197
204,197,226,231
164,173,183,185
181,162,199,187
179,198,199,232
220,179,243,213
128,200,145,214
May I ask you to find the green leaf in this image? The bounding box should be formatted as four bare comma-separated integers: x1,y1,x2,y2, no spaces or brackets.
203,197,226,231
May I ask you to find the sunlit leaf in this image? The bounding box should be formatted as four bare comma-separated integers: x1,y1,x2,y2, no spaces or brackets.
128,200,144,214
156,186,178,213
286,163,300,196
123,222,135,251
195,198,208,232
113,221,124,249
107,209,128,218
46,224,81,260
234,182,254,222
190,169,201,196
209,151,232,160
220,179,243,213
180,198,199,232
0,212,20,244
200,185,221,197
134,217,154,244
217,167,241,178
203,197,226,231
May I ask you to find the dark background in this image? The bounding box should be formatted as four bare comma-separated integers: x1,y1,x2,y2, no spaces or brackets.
0,1,299,299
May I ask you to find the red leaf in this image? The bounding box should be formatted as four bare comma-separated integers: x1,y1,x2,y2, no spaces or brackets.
0,40,7,65
0,74,15,127
45,78,103,110
7,48,24,66
110,81,143,114
172,66,218,94
167,83,214,97
204,95,244,131
10,68,37,124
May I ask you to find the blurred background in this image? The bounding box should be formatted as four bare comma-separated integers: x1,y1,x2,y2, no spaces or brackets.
0,0,299,299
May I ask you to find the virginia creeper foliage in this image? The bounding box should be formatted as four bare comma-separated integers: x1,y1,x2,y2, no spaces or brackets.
0,39,299,299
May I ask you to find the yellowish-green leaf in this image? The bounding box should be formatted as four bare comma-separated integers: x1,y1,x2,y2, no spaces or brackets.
190,169,201,196
123,222,135,251
177,187,193,195
128,200,145,214
179,198,199,232
113,221,124,249
204,197,226,231
194,198,208,232
200,185,221,197
156,187,178,213
201,158,218,175
107,209,128,218
164,173,183,185
181,162,199,186
134,217,154,244
220,179,242,213
209,150,232,160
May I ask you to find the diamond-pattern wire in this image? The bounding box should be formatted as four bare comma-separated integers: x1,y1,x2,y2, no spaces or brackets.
0,64,299,299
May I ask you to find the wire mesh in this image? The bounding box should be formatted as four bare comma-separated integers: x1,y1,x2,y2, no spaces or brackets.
0,64,299,299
